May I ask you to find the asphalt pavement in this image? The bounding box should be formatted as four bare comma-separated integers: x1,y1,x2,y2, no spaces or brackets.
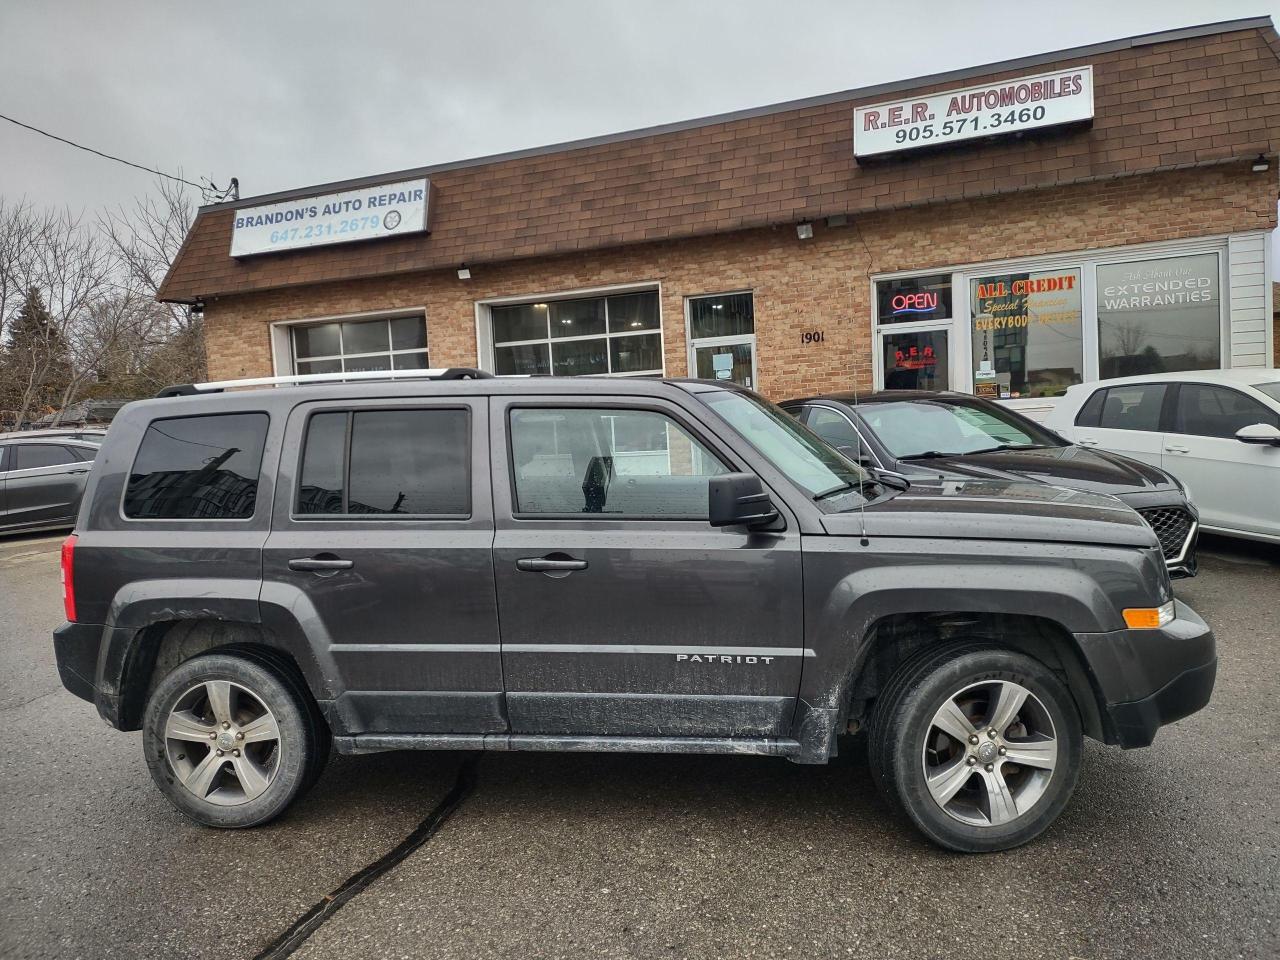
0,531,1276,960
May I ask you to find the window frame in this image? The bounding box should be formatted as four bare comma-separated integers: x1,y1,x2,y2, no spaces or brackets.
120,412,271,523
502,400,735,522
291,405,473,521
477,282,665,378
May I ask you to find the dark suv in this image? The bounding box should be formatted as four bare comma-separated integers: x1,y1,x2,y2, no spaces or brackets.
53,371,1216,852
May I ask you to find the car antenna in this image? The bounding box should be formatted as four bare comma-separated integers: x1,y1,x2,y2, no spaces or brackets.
854,372,870,547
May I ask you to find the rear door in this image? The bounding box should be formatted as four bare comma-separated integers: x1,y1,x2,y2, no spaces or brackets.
3,442,90,528
1163,383,1280,537
1073,382,1169,468
260,397,505,736
489,395,805,739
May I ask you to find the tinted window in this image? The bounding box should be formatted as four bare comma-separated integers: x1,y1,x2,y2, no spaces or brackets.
125,414,268,519
1173,384,1279,439
509,408,727,517
1074,388,1106,427
297,409,469,517
688,293,754,339
15,444,78,469
1097,384,1167,432
807,407,861,449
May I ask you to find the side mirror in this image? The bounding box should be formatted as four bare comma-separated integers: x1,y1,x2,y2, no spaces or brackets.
708,472,779,529
1234,422,1280,446
836,444,873,467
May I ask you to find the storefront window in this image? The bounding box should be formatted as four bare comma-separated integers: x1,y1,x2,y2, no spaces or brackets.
491,291,662,377
1096,253,1221,377
291,315,428,375
875,274,951,324
970,268,1082,399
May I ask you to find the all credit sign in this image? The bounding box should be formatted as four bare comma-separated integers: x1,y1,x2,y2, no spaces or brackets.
854,66,1093,159
230,177,430,257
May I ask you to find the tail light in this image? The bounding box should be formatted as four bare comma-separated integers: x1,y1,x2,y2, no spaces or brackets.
60,534,77,622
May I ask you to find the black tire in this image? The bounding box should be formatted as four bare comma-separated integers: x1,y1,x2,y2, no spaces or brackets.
143,652,321,828
868,643,1083,853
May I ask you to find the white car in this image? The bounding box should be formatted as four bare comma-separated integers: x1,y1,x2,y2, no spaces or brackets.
1046,369,1280,544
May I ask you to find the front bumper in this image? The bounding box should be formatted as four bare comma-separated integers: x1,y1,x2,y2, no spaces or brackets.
53,620,102,705
1074,600,1216,748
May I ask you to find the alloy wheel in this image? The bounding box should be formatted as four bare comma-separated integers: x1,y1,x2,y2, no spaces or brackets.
921,679,1058,827
163,680,282,806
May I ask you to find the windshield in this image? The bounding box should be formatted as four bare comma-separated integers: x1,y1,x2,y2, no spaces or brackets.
858,398,1064,459
1256,382,1280,403
699,389,880,511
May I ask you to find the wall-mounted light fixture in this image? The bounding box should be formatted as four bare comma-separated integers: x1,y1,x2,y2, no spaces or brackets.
189,301,205,321
1251,154,1269,172
796,222,814,240
457,264,472,280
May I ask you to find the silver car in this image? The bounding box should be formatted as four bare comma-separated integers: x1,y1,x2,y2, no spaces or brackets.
0,437,99,535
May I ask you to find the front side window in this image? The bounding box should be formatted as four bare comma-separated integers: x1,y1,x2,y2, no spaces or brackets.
125,413,268,519
698,390,877,511
1097,253,1221,377
291,315,428,376
970,268,1083,399
857,399,1060,459
509,407,726,517
1255,382,1280,403
14,444,79,470
491,292,662,377
296,409,469,517
1172,384,1278,439
806,407,862,449
1097,384,1167,432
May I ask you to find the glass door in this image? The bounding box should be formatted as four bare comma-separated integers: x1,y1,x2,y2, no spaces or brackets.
880,328,950,390
873,274,955,392
687,292,756,388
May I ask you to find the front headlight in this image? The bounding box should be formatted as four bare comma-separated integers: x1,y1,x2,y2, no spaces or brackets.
1123,600,1176,629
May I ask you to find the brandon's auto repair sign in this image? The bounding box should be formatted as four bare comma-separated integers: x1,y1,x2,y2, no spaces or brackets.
230,178,430,257
854,66,1093,158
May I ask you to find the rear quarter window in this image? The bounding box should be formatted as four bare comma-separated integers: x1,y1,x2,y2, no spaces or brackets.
124,413,269,519
1074,388,1106,427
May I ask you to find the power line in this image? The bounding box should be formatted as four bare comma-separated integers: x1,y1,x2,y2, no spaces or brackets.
0,111,238,201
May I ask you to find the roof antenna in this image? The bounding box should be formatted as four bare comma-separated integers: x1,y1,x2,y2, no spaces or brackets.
853,277,869,547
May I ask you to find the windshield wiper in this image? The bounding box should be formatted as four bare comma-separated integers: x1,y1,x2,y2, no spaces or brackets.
813,480,860,501
962,443,1053,454
898,450,964,460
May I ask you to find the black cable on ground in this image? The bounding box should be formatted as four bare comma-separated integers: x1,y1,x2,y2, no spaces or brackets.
253,753,480,960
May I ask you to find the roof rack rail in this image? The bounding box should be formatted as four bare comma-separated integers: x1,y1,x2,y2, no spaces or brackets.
155,367,495,398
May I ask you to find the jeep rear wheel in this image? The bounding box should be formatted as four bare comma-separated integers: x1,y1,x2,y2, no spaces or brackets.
868,644,1083,853
143,653,321,828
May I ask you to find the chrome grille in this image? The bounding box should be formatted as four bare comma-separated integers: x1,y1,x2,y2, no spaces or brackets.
1139,507,1194,562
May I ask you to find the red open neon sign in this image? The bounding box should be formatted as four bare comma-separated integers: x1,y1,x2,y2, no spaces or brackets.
891,291,939,314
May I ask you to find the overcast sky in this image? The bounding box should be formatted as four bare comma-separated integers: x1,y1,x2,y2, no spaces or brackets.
2,0,1276,218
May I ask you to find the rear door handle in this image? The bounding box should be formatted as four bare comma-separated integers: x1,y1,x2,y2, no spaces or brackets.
516,557,588,573
1165,445,1190,454
288,556,354,571
67,467,89,474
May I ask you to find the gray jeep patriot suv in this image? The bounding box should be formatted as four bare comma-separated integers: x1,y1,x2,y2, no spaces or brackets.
53,370,1216,852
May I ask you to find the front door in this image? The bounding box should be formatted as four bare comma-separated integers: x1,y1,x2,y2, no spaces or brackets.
1075,381,1169,468
489,396,805,738
1162,383,1280,537
261,397,505,736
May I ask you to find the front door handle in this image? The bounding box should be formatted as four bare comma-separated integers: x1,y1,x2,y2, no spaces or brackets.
1165,445,1190,454
67,467,90,474
516,556,588,573
288,556,354,572
1077,437,1099,446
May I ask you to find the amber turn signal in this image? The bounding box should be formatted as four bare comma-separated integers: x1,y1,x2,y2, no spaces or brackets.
1123,601,1175,630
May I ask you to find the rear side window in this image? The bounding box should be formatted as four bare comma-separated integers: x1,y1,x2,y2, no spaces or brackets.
296,408,470,517
14,444,78,469
1173,384,1279,439
1097,384,1167,432
1074,389,1106,427
124,413,268,520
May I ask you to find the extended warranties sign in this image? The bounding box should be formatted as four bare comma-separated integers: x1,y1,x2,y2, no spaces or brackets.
229,177,430,257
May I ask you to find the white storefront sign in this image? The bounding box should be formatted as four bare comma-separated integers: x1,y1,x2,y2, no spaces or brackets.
230,177,430,257
854,66,1093,158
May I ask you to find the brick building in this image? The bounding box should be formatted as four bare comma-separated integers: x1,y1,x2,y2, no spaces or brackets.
160,18,1280,418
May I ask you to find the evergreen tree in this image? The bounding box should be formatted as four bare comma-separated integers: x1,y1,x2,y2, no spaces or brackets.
2,287,72,425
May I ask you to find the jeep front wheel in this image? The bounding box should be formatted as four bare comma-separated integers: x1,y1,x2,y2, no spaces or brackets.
868,644,1083,853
